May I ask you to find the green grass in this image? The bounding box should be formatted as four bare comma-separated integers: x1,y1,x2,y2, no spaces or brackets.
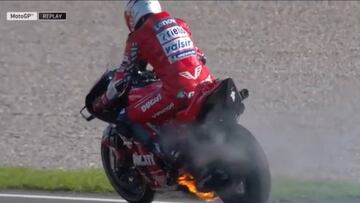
0,167,114,193
0,167,360,199
272,177,360,199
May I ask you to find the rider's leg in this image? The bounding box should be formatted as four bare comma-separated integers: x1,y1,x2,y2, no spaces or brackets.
128,89,178,140
117,88,189,186
125,88,185,163
116,87,180,143
116,110,160,155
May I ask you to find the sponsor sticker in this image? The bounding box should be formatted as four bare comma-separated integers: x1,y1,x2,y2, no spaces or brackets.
169,49,196,63
141,94,162,112
156,25,188,45
154,18,177,31
152,103,175,118
154,18,196,63
132,153,156,166
179,65,202,80
162,37,194,57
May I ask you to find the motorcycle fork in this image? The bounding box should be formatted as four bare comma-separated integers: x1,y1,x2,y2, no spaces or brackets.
133,142,168,188
102,128,133,173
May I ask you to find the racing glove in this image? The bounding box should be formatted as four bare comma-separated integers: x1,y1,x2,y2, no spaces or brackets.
92,94,112,113
92,72,131,113
198,53,207,65
195,47,207,65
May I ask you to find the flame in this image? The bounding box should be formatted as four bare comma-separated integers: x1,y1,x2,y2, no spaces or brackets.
177,173,216,201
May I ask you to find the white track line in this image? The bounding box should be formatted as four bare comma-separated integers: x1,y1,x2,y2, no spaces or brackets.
0,193,180,203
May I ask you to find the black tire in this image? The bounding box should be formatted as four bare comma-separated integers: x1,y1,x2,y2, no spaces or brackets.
101,142,155,203
216,124,271,203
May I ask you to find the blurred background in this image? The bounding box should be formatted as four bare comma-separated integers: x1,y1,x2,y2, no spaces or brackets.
0,1,359,181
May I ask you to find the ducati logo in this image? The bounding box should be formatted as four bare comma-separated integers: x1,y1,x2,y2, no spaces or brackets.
179,66,202,80
132,153,156,166
141,94,162,112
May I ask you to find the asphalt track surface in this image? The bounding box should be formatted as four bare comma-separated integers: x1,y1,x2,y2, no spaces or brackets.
0,192,207,203
1,192,360,203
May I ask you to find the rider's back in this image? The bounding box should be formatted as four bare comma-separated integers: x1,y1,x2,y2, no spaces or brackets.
129,11,213,95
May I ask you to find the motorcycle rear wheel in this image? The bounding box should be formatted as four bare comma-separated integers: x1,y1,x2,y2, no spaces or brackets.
217,124,271,203
101,142,155,203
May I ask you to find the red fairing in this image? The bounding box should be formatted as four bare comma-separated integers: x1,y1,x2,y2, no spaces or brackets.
128,81,162,105
175,81,221,123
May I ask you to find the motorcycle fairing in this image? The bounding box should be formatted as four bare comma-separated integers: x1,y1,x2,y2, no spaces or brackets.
175,81,221,123
175,78,244,123
83,70,161,123
84,70,122,123
197,78,244,122
127,81,162,105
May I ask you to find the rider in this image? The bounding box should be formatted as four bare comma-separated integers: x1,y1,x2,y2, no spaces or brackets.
93,0,214,158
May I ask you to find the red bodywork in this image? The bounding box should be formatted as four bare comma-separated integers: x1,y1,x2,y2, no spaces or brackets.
119,80,222,188
128,81,163,105
100,71,221,188
175,81,220,123
127,80,221,124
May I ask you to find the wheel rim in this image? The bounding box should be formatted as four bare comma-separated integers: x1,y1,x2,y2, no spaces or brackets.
105,145,147,201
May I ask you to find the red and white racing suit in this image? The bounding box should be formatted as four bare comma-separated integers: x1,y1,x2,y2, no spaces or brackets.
94,11,214,132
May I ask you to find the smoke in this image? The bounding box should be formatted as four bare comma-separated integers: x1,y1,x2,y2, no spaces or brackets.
241,80,360,181
158,109,271,201
158,81,360,183
159,110,260,173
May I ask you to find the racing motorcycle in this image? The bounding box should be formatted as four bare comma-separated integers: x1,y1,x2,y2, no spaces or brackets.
80,68,271,203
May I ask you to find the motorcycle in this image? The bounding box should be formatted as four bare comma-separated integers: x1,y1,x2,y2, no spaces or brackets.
80,69,271,203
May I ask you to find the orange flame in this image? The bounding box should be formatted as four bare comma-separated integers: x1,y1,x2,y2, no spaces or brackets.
177,173,216,201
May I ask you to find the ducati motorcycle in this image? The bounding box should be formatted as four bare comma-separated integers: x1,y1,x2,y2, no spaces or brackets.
80,69,271,203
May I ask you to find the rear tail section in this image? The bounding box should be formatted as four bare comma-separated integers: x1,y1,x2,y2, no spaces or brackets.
198,78,247,123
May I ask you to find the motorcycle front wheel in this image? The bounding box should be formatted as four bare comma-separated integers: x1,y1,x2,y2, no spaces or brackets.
101,140,155,203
